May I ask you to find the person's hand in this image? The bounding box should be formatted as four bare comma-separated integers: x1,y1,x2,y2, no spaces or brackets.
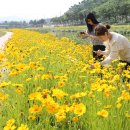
97,50,103,56
79,34,86,39
84,32,90,36
90,64,95,69
118,68,123,74
79,32,89,39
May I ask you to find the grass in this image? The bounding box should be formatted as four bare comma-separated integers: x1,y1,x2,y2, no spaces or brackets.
28,25,130,43
0,29,6,37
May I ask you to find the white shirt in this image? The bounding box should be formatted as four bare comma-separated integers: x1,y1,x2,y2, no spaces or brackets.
101,32,130,66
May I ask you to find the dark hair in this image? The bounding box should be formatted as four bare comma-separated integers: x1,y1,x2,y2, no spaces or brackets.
85,13,99,33
95,24,111,36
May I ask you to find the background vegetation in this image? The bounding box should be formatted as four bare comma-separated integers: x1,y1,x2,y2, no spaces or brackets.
51,0,130,25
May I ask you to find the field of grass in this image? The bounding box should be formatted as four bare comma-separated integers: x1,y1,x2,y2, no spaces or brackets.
0,29,6,37
28,25,130,44
0,29,130,130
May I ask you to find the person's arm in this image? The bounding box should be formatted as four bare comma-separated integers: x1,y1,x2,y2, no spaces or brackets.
84,32,101,41
100,51,118,66
100,42,121,66
97,44,110,56
96,50,109,57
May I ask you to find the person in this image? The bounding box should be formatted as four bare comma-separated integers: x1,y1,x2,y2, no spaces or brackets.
80,13,105,61
92,24,130,69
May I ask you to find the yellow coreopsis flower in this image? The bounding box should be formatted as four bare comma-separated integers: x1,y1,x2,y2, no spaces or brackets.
125,113,130,118
59,74,68,81
70,92,86,99
58,81,65,87
12,84,23,88
28,92,42,100
59,105,70,112
71,103,86,116
112,74,120,82
55,110,66,122
104,105,112,109
52,88,68,99
0,81,11,88
116,103,122,109
0,52,6,61
121,90,130,101
37,67,45,71
28,115,36,120
45,100,59,114
16,88,23,93
42,74,52,80
4,125,16,130
8,71,19,77
29,62,37,69
97,109,108,118
17,124,29,130
15,63,28,71
6,118,15,126
29,104,42,114
0,92,8,101
72,117,79,123
26,78,32,82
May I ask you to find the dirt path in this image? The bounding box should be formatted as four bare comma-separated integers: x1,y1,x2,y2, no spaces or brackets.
0,32,13,81
0,32,13,51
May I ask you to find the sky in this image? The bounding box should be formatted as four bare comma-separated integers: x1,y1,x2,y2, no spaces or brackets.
0,0,82,21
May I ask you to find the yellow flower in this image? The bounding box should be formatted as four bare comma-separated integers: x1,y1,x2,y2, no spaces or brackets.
104,105,112,109
58,81,65,87
55,110,66,122
0,52,5,58
0,81,11,88
37,67,45,71
16,88,23,93
29,104,42,114
112,74,120,82
20,112,24,116
71,103,86,116
8,71,18,77
59,105,70,112
4,125,16,130
72,117,79,123
97,109,108,118
125,113,130,118
52,88,68,99
45,99,59,114
26,78,32,82
116,103,122,109
70,92,86,99
16,63,28,71
4,118,16,130
42,74,52,80
28,92,42,100
6,118,15,126
12,84,23,88
0,92,8,101
28,115,36,120
29,62,37,69
17,124,29,130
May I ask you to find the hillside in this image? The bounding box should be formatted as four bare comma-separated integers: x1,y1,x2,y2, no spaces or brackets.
51,0,130,24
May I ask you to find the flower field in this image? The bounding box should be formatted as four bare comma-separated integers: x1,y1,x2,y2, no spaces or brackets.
0,29,130,130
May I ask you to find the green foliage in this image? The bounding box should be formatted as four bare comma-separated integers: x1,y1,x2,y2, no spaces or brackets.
51,0,130,24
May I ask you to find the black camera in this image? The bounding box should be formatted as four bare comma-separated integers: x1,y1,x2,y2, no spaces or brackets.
80,32,85,34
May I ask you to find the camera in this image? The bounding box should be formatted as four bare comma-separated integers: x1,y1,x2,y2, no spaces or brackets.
80,32,85,34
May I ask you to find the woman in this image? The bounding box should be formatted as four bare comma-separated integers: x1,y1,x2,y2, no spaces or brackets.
81,13,105,61
94,24,130,69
